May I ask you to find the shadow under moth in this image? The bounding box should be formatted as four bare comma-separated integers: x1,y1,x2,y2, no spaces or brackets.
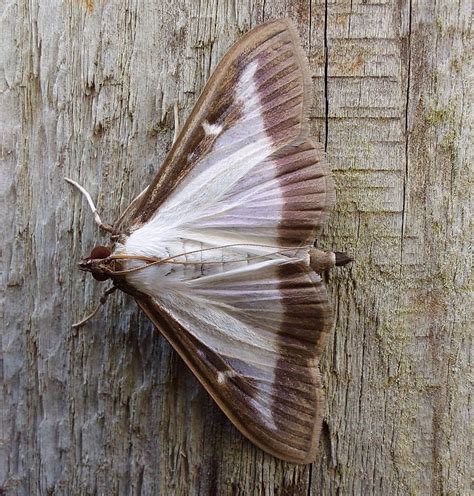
67,18,352,464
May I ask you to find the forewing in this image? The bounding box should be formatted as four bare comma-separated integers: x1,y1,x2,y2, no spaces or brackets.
120,19,334,259
133,259,333,463
117,19,332,242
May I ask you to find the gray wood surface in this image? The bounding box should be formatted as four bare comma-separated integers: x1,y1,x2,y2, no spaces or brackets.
1,1,471,494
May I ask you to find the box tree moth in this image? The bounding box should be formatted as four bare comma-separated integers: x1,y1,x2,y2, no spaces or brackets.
66,18,352,464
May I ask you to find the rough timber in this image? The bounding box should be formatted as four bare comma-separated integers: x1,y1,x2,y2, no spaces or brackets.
1,1,471,494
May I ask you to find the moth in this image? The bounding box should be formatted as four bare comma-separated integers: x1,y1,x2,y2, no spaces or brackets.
67,18,351,464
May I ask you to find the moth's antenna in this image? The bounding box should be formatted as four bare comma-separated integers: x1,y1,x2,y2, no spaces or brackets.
65,177,114,233
72,286,117,329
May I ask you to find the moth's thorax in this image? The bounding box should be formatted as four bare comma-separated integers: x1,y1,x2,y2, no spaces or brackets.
79,245,120,281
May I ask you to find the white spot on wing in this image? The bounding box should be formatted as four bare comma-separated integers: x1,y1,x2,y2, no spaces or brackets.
202,120,223,136
217,370,237,384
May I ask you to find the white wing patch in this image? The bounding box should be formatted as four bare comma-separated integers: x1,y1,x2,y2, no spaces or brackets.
125,259,286,357
125,258,304,434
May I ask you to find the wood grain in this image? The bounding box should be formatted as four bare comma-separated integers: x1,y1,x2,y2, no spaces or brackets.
1,0,471,494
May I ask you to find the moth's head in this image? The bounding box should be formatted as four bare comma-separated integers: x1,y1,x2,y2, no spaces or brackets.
79,245,113,281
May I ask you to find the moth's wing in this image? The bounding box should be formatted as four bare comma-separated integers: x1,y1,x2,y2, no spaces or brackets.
134,259,333,464
117,18,334,246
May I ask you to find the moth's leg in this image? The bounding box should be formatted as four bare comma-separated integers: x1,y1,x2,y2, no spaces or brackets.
72,286,117,329
172,100,180,145
65,178,114,233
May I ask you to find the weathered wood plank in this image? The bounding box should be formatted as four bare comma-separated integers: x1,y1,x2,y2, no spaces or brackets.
1,1,471,495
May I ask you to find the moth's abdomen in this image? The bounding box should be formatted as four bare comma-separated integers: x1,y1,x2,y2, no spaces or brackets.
118,227,314,299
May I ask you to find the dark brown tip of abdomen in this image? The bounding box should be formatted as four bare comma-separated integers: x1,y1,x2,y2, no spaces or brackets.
335,252,353,266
